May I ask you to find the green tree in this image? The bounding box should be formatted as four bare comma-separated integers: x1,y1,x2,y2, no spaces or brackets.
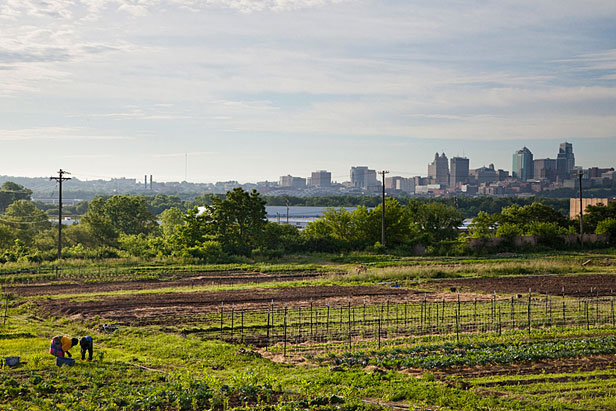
145,194,183,215
85,195,158,236
583,202,616,234
468,211,497,238
79,210,118,247
410,201,463,243
161,207,185,237
2,200,51,244
0,182,32,211
177,188,266,256
499,202,569,229
0,225,16,249
596,218,616,245
495,222,523,238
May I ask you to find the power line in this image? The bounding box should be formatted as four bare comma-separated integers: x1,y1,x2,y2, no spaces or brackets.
0,217,49,225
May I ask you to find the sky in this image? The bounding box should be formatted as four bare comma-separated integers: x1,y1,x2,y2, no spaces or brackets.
1,0,615,184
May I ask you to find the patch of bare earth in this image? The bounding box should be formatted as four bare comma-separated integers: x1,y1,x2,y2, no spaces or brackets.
430,274,616,297
34,285,487,326
5,271,321,296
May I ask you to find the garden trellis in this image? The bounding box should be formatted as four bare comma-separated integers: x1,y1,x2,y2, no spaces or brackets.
189,289,616,356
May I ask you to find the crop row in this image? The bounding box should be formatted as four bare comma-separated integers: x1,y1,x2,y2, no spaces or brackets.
326,336,616,369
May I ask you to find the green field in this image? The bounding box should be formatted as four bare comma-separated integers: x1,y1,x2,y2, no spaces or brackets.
2,252,616,410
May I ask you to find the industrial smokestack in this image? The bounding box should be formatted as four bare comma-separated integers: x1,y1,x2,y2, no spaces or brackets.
150,175,153,190
144,175,147,189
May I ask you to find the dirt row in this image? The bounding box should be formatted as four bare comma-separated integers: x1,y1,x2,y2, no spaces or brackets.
35,285,480,326
429,354,616,380
432,273,616,297
5,271,320,297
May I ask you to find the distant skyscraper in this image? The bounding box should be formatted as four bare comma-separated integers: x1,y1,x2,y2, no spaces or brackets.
512,147,534,180
557,142,575,180
470,164,499,185
534,158,557,181
350,166,378,189
279,175,306,188
385,176,415,193
428,152,449,185
449,157,469,187
309,170,332,187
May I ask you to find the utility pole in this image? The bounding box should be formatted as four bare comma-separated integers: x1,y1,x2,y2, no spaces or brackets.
578,171,584,248
50,169,71,260
286,200,290,225
380,171,389,246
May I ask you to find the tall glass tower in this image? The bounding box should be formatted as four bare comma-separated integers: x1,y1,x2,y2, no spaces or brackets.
512,147,534,181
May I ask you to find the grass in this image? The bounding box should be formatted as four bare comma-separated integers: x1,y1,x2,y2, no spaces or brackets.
1,307,545,411
1,251,616,410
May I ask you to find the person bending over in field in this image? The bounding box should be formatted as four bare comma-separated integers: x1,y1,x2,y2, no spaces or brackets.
80,336,94,361
50,336,78,358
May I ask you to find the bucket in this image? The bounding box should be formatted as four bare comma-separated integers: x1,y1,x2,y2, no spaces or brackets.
56,357,75,367
5,356,20,367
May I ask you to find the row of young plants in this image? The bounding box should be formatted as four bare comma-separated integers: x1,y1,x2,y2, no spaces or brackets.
323,335,616,370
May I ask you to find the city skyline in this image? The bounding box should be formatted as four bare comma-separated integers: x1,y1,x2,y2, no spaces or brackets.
1,1,615,183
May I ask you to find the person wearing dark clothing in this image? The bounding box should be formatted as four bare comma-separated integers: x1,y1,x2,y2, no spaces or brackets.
80,336,93,361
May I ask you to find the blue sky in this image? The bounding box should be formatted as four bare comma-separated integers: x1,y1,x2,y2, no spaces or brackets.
1,0,615,183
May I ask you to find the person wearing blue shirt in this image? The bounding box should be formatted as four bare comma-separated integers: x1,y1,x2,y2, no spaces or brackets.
80,336,93,361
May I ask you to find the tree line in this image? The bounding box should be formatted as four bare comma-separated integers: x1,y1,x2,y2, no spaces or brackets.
0,182,614,263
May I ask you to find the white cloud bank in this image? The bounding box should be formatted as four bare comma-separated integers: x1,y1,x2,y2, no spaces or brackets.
0,0,615,179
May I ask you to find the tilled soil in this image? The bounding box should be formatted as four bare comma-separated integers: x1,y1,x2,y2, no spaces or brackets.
5,271,320,297
431,274,616,297
35,284,480,326
430,354,616,379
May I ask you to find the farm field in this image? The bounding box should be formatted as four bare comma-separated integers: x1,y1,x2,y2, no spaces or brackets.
2,252,616,410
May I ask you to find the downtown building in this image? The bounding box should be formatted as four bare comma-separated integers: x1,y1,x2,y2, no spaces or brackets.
428,153,449,186
557,142,575,180
279,175,306,188
449,157,469,188
350,166,378,190
512,146,534,181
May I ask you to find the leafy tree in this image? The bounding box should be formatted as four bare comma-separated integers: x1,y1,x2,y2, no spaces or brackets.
261,222,302,253
208,188,267,254
583,202,616,234
499,202,569,229
494,222,523,238
0,225,16,249
468,211,497,238
85,195,158,237
365,199,415,246
525,221,567,237
161,207,185,237
596,218,616,245
79,211,118,247
303,207,359,244
410,201,463,243
145,194,183,215
2,200,51,244
0,182,32,211
177,188,266,256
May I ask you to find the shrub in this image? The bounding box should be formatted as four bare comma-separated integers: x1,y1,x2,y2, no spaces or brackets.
596,218,616,245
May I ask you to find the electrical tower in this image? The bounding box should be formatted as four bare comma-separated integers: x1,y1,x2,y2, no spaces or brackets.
50,169,71,260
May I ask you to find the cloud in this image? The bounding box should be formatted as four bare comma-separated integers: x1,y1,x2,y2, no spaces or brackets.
148,151,218,158
0,127,133,141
